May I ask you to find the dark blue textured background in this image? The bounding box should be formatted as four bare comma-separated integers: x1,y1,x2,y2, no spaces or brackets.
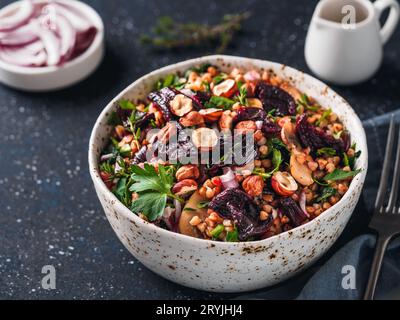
0,0,399,299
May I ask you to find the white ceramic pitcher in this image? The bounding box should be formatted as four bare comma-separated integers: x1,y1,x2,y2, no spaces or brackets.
305,0,400,85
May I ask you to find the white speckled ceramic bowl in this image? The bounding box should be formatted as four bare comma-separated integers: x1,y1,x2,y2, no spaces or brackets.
88,55,368,293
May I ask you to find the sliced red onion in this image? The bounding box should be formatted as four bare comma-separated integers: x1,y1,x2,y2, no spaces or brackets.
220,167,239,190
100,153,114,162
52,1,92,32
299,191,310,218
0,21,39,46
0,41,46,66
255,120,263,130
54,13,76,62
0,0,34,32
162,206,175,230
0,0,97,68
174,199,182,221
36,25,60,66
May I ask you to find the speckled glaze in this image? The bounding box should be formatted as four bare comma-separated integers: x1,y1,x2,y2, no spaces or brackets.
88,55,368,293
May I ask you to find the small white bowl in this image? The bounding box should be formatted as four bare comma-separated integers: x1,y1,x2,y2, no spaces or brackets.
89,55,368,293
0,0,104,92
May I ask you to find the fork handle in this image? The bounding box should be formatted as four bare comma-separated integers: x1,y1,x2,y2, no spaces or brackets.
363,235,392,300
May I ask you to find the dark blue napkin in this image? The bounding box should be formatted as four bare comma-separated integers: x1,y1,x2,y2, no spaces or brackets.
237,110,400,300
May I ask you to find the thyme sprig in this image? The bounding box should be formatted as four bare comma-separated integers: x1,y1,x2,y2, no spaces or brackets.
141,12,251,53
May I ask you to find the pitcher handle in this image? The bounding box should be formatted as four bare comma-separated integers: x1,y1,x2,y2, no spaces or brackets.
374,0,400,44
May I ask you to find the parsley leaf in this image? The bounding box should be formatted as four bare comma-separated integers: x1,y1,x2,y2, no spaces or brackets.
119,100,136,110
316,187,337,203
129,164,179,221
253,148,282,180
205,96,235,110
297,94,319,111
324,168,361,181
130,192,167,221
213,74,227,85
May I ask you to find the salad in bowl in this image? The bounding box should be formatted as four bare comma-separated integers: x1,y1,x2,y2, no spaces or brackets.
98,62,361,243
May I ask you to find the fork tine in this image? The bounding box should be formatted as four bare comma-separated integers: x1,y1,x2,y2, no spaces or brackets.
375,115,396,212
386,124,400,213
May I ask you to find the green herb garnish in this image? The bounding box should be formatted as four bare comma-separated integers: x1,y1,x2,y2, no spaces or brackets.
297,94,319,112
236,85,248,105
184,207,196,212
205,96,235,110
100,162,114,175
316,187,337,203
119,100,136,110
129,164,182,221
213,73,227,85
211,224,225,238
197,201,210,209
226,227,239,242
140,12,251,53
324,168,361,181
316,108,332,126
317,147,337,157
253,148,282,180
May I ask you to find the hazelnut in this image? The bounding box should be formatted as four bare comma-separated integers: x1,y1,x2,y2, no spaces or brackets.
176,165,200,181
242,175,264,197
192,128,219,151
169,94,193,117
212,79,237,97
199,108,223,122
271,171,298,196
157,122,177,143
219,110,234,131
172,179,198,196
235,120,257,134
179,111,205,127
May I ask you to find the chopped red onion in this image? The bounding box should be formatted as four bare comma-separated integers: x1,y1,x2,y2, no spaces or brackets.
220,167,239,190
173,199,182,221
299,191,310,218
255,120,263,130
100,153,114,162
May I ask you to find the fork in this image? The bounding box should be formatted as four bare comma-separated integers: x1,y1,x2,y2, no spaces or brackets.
364,115,400,300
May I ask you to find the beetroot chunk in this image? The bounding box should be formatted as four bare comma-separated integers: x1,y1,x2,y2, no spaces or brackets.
279,197,308,227
296,114,349,155
233,106,280,135
148,87,176,121
255,82,296,116
209,188,272,241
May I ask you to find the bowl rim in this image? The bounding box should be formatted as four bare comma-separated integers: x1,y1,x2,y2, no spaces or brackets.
0,0,105,75
88,54,368,247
